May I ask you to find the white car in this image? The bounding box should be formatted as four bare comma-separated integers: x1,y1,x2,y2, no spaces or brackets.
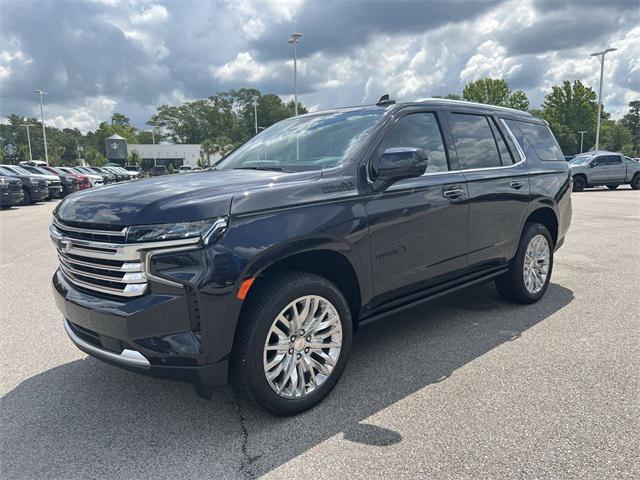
178,165,193,174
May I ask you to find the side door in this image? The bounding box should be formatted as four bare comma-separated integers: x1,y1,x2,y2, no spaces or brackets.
601,154,626,183
364,109,469,306
587,155,610,183
445,111,531,270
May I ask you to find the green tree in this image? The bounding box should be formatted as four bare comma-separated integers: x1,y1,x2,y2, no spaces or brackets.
540,80,599,155
621,100,640,156
462,78,530,111
167,163,174,174
128,151,141,166
111,112,131,127
600,120,634,154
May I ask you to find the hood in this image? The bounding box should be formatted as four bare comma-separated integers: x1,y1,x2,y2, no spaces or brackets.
56,169,320,226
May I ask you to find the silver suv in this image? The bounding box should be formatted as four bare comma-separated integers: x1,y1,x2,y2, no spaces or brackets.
569,151,640,191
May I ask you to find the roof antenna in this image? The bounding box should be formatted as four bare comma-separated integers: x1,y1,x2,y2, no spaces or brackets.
376,94,396,106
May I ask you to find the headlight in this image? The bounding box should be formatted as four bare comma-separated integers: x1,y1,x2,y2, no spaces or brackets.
0,177,8,186
126,218,227,243
28,178,40,186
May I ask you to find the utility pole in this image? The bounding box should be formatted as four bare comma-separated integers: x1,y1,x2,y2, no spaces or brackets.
590,48,617,152
578,131,587,153
22,124,34,161
252,96,259,134
34,90,49,163
288,33,302,115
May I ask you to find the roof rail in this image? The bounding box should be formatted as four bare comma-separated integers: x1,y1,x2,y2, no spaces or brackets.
414,98,533,116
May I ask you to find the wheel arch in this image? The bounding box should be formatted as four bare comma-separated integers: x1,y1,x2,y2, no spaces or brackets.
243,243,364,324
522,206,559,248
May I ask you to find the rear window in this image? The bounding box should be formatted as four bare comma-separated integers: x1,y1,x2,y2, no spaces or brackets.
503,119,564,161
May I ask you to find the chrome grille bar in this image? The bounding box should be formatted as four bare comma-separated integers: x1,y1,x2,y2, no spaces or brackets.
50,223,202,298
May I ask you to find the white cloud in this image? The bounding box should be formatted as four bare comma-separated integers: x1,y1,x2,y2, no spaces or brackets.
212,52,270,83
130,5,169,24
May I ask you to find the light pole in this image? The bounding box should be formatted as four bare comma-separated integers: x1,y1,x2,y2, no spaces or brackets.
252,96,259,134
590,48,617,152
288,33,302,115
578,130,587,153
21,123,34,161
34,90,49,163
148,128,157,166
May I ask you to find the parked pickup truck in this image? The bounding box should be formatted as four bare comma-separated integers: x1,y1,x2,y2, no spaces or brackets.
50,98,572,415
569,151,640,191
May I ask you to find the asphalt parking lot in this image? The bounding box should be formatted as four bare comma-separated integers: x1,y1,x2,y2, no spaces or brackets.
1,187,639,480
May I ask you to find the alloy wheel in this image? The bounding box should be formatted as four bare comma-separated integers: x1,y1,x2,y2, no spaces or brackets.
523,234,550,294
263,295,342,398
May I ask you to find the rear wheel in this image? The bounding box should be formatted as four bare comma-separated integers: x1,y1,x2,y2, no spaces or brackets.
496,223,553,304
631,174,640,190
231,271,352,416
572,175,586,192
607,185,619,190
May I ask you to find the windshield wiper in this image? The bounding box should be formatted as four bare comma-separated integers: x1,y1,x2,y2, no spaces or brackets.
234,166,286,172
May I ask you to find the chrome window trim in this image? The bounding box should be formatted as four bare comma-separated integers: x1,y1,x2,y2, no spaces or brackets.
500,118,527,163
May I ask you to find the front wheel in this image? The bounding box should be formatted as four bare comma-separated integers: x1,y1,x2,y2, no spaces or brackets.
21,188,32,205
572,175,586,192
231,271,352,416
496,223,553,304
631,174,640,190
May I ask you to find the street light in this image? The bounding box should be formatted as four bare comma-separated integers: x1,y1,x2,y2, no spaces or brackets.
21,123,35,161
288,32,302,116
578,130,587,153
252,96,259,134
34,90,49,163
590,47,617,152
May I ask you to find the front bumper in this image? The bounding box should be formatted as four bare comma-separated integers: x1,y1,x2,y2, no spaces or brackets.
53,269,229,387
49,185,64,198
0,190,24,206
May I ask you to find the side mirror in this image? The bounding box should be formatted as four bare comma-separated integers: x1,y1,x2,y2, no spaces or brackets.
590,160,598,167
371,147,428,191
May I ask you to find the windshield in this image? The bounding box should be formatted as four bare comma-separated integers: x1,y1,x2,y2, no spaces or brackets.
6,165,33,175
570,155,593,165
0,166,17,176
216,109,384,172
35,167,53,175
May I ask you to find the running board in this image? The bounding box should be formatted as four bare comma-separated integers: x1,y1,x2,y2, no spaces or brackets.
360,267,508,326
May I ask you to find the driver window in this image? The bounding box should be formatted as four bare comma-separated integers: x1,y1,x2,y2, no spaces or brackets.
376,112,449,173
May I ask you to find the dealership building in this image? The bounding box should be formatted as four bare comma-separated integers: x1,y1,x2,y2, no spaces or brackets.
105,134,221,170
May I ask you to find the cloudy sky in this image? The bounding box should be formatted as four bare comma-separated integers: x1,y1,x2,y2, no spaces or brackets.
1,0,638,132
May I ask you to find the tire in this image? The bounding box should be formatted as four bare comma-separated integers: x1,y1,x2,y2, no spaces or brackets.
631,174,640,190
572,175,586,192
231,271,352,416
606,185,619,190
495,222,554,304
21,188,32,205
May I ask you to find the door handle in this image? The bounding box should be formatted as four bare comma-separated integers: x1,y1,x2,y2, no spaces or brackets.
510,181,524,189
443,187,464,199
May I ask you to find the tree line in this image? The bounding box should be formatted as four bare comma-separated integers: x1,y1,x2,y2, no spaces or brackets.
441,78,639,157
0,81,638,166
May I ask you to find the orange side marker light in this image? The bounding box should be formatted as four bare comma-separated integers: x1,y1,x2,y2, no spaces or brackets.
237,278,255,300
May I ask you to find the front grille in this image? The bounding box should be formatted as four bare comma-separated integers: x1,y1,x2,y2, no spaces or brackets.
51,220,146,298
39,180,47,189
54,218,127,244
50,219,204,298
9,181,21,192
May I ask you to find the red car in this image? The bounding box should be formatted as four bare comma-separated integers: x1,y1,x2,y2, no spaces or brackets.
41,165,91,191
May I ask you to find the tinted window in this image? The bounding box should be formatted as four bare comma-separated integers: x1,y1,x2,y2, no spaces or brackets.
488,119,514,165
504,120,564,161
449,114,502,169
377,112,448,173
603,155,622,165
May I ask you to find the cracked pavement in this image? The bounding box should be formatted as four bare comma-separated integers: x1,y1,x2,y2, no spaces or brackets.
1,187,639,479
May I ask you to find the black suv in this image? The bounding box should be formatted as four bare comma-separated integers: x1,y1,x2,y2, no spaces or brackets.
51,99,571,415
